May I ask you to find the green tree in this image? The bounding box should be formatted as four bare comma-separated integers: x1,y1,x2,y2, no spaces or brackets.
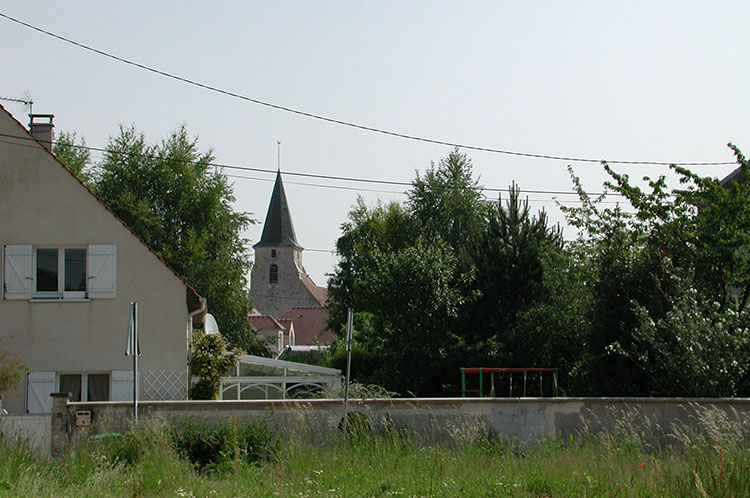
562,146,750,396
52,131,93,184
189,331,238,400
328,151,563,395
95,125,263,353
466,184,563,357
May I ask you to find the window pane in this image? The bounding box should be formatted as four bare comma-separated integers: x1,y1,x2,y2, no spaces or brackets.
60,374,82,402
87,374,110,402
37,248,58,292
65,249,87,292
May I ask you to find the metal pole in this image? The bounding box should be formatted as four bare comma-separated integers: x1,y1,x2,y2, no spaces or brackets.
133,302,138,424
343,308,354,432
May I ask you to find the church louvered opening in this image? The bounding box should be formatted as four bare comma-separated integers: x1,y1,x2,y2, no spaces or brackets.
269,264,278,283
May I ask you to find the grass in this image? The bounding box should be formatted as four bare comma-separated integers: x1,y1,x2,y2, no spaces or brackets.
1,407,749,497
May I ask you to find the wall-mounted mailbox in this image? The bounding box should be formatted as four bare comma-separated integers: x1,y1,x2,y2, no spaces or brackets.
75,410,92,427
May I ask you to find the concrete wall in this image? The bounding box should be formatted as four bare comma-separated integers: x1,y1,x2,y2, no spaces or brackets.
0,108,192,414
0,414,51,452
251,246,321,317
52,397,750,453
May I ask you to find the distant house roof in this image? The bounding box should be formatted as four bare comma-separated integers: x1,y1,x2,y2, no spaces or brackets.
248,312,285,331
300,272,328,306
721,165,746,187
254,170,302,249
279,306,334,346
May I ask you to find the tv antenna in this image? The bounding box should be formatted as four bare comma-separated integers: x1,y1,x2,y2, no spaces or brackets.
0,92,33,114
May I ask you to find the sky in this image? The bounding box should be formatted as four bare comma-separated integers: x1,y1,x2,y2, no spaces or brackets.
2,2,749,286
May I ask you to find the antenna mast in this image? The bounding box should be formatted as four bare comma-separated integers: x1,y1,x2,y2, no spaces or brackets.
0,94,33,114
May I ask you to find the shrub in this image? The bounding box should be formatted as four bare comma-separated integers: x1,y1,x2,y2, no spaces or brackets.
189,330,238,400
170,417,279,471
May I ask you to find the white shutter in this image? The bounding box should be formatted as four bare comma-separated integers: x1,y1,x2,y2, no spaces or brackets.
87,244,116,298
27,371,55,414
3,244,33,300
111,370,134,401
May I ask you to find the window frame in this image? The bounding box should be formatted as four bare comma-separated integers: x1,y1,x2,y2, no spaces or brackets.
32,246,87,300
57,372,110,402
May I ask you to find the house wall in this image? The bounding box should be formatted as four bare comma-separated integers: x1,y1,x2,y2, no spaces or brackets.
251,246,321,317
0,111,191,414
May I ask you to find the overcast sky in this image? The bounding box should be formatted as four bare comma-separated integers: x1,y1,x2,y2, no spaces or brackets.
2,2,748,286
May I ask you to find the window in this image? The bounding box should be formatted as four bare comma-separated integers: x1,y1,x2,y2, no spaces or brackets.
35,247,87,299
3,244,116,300
271,249,276,258
269,264,278,284
59,373,110,402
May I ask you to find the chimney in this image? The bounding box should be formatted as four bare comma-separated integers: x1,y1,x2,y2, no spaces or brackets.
29,114,55,151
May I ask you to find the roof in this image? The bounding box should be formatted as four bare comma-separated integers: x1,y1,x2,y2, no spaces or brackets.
248,312,285,331
279,306,335,346
721,165,746,187
300,273,328,306
254,170,302,249
0,105,203,313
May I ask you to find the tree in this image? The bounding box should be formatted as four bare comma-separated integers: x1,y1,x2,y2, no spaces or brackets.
93,125,263,353
52,131,93,184
562,146,750,396
328,151,563,395
189,331,238,399
466,184,563,354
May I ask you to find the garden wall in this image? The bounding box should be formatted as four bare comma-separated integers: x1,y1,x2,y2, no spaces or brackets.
45,395,750,456
0,414,51,452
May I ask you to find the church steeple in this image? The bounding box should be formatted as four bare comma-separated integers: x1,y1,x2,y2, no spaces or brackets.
254,170,302,249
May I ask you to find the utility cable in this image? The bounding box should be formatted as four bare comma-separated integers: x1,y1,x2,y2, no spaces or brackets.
0,132,635,196
0,12,736,167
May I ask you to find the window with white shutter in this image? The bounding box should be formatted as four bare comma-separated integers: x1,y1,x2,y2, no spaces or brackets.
3,245,33,300
27,371,55,413
87,244,116,299
3,244,116,300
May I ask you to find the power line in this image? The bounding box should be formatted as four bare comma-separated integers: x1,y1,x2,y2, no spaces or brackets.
0,12,736,168
0,131,633,197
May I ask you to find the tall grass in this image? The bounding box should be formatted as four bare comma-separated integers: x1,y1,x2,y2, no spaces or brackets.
1,407,749,497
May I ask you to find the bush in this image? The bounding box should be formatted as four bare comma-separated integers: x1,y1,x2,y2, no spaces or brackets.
170,417,279,472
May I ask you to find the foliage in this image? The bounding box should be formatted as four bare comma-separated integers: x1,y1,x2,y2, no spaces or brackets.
614,270,750,397
561,146,750,396
169,417,279,471
466,183,564,358
52,131,93,185
84,125,263,353
328,150,566,395
189,330,238,400
0,337,25,397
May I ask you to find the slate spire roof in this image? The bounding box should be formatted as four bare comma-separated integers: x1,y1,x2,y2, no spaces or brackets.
254,170,302,249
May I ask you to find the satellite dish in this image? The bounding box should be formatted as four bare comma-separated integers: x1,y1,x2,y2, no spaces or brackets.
204,313,220,335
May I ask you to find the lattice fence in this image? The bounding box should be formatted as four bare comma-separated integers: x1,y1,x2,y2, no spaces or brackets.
142,369,187,400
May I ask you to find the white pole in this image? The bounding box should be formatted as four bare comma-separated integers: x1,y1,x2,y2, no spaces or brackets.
343,308,353,432
133,302,139,424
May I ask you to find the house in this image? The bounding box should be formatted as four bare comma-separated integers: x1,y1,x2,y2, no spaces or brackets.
248,311,294,355
249,171,334,353
0,106,205,415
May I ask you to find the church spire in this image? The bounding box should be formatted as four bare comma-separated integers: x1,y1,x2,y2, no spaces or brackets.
254,170,302,249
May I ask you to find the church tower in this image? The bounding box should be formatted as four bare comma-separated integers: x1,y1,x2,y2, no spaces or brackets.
250,171,326,317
